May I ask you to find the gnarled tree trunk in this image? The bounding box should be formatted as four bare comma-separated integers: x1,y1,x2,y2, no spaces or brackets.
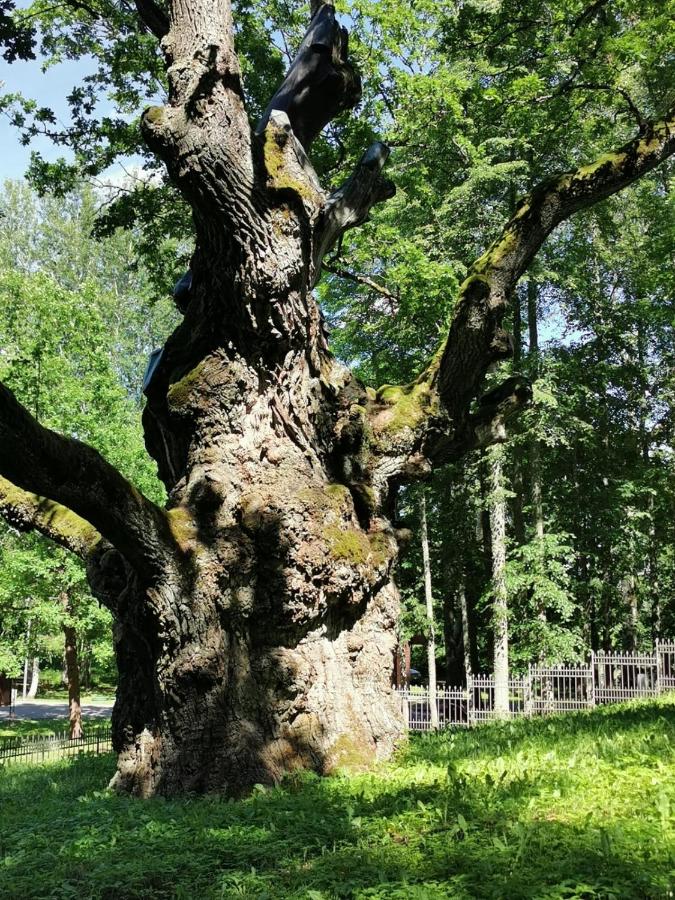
0,0,673,797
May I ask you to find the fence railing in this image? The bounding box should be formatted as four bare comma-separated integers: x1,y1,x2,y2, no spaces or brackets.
0,726,112,766
397,639,675,731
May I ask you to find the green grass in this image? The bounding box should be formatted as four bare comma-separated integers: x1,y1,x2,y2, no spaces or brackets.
0,718,111,740
1,698,674,899
35,690,116,702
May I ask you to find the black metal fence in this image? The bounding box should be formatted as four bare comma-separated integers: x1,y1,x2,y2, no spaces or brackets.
0,726,112,766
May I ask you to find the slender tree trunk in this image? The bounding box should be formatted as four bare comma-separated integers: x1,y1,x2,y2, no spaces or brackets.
638,324,660,644
531,441,545,543
622,576,639,651
80,642,92,692
442,592,461,686
61,593,83,739
528,281,544,545
489,448,509,718
653,586,662,643
419,492,438,729
528,280,548,661
27,657,39,699
512,287,526,546
22,618,31,699
458,578,473,683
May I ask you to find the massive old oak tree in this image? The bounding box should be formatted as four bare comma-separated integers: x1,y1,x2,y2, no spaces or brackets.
0,0,673,796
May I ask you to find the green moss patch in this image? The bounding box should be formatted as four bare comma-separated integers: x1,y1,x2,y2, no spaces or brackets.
166,505,197,550
324,525,371,565
375,377,438,434
166,360,207,409
263,127,318,203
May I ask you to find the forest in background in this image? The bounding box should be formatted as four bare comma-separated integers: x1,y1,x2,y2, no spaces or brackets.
0,0,673,693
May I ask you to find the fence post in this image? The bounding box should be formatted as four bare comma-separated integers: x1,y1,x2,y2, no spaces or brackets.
587,654,595,708
656,639,663,695
525,664,532,717
467,674,474,727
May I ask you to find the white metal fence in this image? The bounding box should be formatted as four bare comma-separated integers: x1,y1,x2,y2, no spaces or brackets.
397,640,675,731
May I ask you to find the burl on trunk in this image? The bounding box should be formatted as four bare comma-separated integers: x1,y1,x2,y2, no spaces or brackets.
0,0,673,796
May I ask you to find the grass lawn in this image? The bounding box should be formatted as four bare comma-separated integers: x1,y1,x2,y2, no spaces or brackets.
35,691,116,703
0,717,111,740
0,697,673,899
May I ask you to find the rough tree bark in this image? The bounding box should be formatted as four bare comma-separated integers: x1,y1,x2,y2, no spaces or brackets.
0,0,673,796
60,593,84,740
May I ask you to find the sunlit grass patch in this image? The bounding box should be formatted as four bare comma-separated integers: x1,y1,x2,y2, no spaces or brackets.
0,697,673,898
0,717,111,740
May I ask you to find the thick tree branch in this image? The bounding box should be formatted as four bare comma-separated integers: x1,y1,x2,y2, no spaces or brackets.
257,1,362,151
368,105,675,481
0,476,101,559
313,142,396,283
0,382,173,577
139,0,259,248
134,0,169,39
436,105,675,426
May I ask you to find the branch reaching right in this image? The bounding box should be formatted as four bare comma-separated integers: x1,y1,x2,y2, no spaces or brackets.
364,103,675,488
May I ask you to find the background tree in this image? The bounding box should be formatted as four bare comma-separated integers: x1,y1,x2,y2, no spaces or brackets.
0,181,174,705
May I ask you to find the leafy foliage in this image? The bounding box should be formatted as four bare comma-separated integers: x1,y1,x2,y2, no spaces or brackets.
0,181,177,690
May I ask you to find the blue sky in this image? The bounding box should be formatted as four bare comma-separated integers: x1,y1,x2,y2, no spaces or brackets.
0,53,95,181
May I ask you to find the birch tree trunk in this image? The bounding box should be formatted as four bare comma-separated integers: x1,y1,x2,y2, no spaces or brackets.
21,619,31,700
27,657,39,699
528,280,550,671
512,288,526,547
528,280,546,545
490,448,510,718
419,492,438,729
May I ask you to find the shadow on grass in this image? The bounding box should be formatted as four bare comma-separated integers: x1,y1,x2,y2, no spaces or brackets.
0,697,673,899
